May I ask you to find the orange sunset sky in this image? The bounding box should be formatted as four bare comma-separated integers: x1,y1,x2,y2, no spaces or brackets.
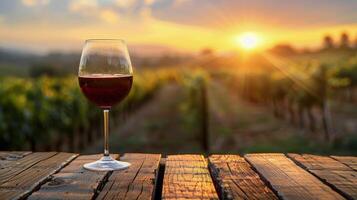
0,0,357,54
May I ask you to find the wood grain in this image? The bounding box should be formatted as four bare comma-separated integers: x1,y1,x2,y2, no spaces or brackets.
209,155,277,200
162,155,218,200
331,156,357,171
97,153,161,200
245,153,344,200
0,152,77,200
0,151,32,168
0,151,31,161
28,154,119,200
288,153,357,199
0,151,355,200
0,152,57,185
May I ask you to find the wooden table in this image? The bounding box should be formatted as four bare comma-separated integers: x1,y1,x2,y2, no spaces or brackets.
0,152,356,200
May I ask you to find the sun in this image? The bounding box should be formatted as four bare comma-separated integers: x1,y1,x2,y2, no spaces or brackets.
235,32,261,50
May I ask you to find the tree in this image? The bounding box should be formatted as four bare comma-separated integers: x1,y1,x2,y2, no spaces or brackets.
323,35,334,49
340,32,350,49
269,44,296,56
200,48,214,56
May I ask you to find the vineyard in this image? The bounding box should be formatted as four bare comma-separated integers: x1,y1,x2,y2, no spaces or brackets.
0,69,178,151
0,51,356,154
220,51,357,146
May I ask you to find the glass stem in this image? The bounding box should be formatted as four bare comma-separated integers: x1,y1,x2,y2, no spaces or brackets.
103,109,110,157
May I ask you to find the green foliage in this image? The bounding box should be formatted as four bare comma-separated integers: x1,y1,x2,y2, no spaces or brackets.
0,70,177,150
179,70,209,137
218,52,356,143
29,64,66,77
332,55,357,87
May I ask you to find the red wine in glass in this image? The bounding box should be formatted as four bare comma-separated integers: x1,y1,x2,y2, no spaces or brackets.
78,39,133,171
79,74,133,109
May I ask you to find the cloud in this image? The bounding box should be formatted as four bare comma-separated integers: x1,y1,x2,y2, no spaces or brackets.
67,0,156,24
115,0,136,8
2,0,357,54
173,0,190,7
100,9,120,23
68,0,120,24
115,0,156,8
114,0,155,19
144,0,156,5
152,0,357,29
22,0,50,7
68,0,97,12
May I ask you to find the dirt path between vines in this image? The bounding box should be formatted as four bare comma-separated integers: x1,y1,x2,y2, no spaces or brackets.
83,84,202,155
84,80,352,155
207,80,320,153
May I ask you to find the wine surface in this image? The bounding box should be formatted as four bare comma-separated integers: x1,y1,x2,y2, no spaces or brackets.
78,74,133,109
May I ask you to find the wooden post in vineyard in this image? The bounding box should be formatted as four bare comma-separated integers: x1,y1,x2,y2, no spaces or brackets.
199,78,209,153
322,100,332,141
318,65,332,141
307,106,315,132
298,104,304,129
287,100,296,125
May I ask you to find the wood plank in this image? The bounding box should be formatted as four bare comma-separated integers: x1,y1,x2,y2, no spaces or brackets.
0,151,31,161
0,152,77,200
245,153,344,200
331,156,357,171
28,154,119,200
288,154,352,171
0,152,57,185
162,154,218,200
209,155,277,200
0,151,32,167
288,153,357,199
97,153,161,200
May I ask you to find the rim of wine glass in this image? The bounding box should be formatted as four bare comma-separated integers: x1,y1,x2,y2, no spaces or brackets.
85,39,126,43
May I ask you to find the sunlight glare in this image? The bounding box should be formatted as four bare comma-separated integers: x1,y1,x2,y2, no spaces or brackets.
235,32,261,50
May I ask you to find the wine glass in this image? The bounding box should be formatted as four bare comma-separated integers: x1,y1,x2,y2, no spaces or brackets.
78,39,133,171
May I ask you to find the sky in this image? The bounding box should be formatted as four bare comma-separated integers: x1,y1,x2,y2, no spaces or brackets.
0,0,357,54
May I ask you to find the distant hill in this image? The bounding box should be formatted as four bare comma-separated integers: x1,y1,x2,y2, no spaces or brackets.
0,47,193,77
0,47,81,76
0,48,38,66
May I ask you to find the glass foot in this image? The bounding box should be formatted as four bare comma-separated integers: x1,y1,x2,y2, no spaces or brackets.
83,155,131,171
